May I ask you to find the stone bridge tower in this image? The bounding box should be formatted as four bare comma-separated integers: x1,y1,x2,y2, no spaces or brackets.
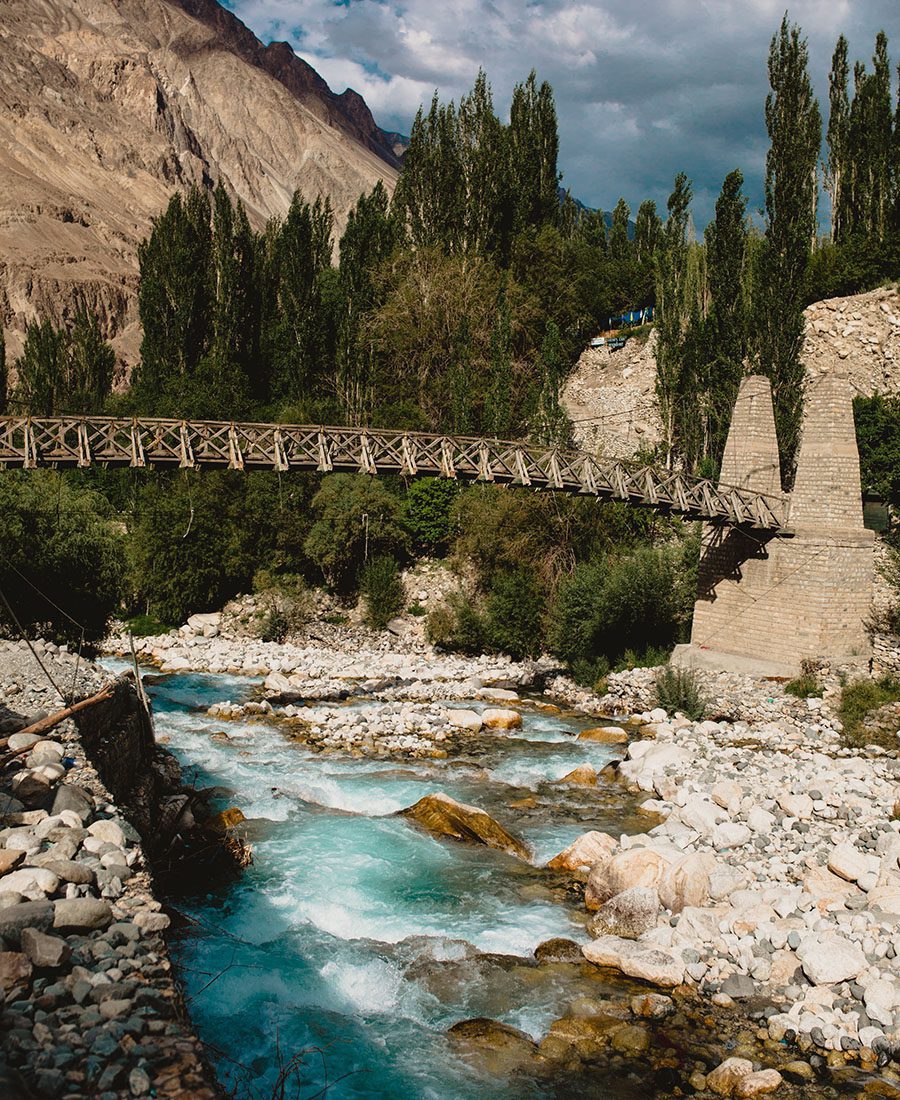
685,374,874,675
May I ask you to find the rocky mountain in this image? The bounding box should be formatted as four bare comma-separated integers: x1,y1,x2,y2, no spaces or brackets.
0,0,399,365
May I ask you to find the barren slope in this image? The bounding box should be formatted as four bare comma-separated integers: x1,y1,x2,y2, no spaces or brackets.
0,0,398,365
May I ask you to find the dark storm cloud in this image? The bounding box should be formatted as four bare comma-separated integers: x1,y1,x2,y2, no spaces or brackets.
228,0,898,226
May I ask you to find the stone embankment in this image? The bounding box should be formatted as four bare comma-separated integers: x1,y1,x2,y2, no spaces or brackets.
0,641,218,1099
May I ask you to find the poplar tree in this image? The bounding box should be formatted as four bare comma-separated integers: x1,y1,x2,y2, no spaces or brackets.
484,294,514,437
457,71,510,254
704,169,749,463
826,35,850,242
752,16,821,484
533,321,568,445
13,312,113,414
508,71,560,232
655,173,693,465
633,200,662,261
608,198,631,260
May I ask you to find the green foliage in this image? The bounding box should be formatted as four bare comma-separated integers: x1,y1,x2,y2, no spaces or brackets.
0,472,124,645
551,539,698,674
853,394,900,505
806,233,900,302
784,673,822,698
653,665,708,720
614,646,671,672
752,17,822,485
407,602,426,617
426,592,488,654
484,569,545,659
403,478,459,552
655,172,693,464
13,311,114,415
304,475,410,591
252,571,311,643
125,613,174,638
360,556,405,630
0,325,6,414
838,674,900,746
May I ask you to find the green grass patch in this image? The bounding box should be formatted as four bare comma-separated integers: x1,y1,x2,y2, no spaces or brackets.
124,613,175,637
838,674,900,748
784,673,822,698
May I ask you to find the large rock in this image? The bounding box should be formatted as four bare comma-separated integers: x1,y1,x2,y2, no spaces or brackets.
51,784,94,822
399,793,530,861
801,864,859,911
546,830,617,874
480,708,522,730
21,928,70,969
447,1018,538,1075
559,764,597,787
734,1070,783,1097
0,900,54,947
796,932,867,985
583,936,684,988
827,843,868,883
707,1057,753,1096
578,726,627,744
589,887,659,939
52,898,113,932
445,709,483,733
659,852,716,912
0,867,60,899
0,951,32,993
585,847,671,909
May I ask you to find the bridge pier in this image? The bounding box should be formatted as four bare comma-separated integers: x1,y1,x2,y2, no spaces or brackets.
680,374,874,676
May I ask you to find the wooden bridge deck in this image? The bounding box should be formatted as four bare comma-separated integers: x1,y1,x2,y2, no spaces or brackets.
0,416,789,531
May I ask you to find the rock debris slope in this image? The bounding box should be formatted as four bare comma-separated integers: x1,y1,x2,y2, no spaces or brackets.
0,0,398,365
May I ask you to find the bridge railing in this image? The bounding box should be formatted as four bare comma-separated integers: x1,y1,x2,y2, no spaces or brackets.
0,416,789,532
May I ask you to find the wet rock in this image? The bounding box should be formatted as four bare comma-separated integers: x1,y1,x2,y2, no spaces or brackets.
204,807,246,834
21,928,70,969
447,1017,538,1075
480,708,522,730
546,830,616,875
541,1013,624,1059
583,935,684,987
559,764,597,787
734,1069,783,1097
610,1023,650,1057
707,1057,753,1096
630,992,674,1019
589,886,659,939
534,938,583,963
399,793,531,860
53,898,113,932
578,725,627,744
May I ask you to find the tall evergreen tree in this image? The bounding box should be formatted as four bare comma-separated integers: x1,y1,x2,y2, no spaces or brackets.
704,169,749,463
13,320,63,415
633,200,661,261
533,320,568,445
655,173,693,465
65,309,115,412
752,16,821,484
826,35,850,241
508,71,560,233
135,188,213,408
608,198,631,260
457,71,510,254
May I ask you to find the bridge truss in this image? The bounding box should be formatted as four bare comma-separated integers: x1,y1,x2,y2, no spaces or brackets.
0,416,789,531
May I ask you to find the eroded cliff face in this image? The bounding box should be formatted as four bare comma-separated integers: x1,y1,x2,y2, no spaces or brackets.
0,0,398,366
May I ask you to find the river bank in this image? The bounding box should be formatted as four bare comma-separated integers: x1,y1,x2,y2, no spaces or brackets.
101,622,900,1090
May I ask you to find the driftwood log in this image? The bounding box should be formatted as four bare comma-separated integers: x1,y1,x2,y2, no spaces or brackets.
0,683,115,768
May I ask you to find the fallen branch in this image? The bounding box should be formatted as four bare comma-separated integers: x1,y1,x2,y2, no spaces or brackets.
0,683,115,767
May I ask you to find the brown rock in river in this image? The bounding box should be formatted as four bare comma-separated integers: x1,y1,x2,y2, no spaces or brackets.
578,726,628,744
546,830,617,875
558,764,597,787
399,793,531,861
447,1018,538,1075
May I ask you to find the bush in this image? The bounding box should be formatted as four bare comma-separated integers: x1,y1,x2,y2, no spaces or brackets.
404,478,459,552
838,674,900,747
360,556,404,630
125,613,174,637
304,475,410,591
252,571,311,642
485,569,545,659
653,665,708,721
426,593,487,654
550,540,697,675
570,655,610,690
0,471,124,646
614,646,671,672
784,673,821,698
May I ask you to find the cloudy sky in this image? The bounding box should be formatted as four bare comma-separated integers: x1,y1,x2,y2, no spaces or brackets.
226,0,897,227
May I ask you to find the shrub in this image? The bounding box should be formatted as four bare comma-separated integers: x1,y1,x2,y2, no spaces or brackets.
614,646,671,672
784,673,821,698
403,478,459,552
252,572,311,643
360,556,404,630
407,603,426,617
426,593,487,654
425,605,455,647
304,475,410,591
838,674,900,747
570,655,610,690
653,665,708,720
125,613,174,638
0,471,124,646
485,569,546,659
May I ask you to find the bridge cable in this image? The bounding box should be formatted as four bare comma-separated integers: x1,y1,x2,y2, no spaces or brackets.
4,562,89,704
